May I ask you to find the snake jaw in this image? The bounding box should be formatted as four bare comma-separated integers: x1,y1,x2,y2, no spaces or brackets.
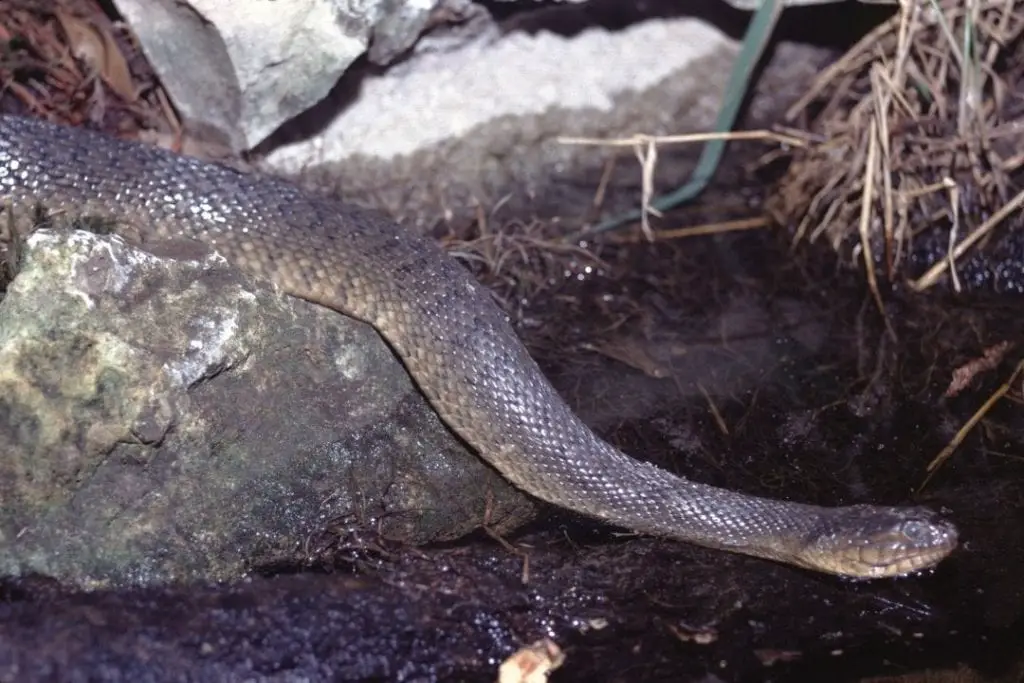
800,505,959,579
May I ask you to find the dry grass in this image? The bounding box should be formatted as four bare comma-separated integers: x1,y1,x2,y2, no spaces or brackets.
440,203,605,314
770,0,1024,294
767,0,1024,488
919,356,1024,491
560,130,807,240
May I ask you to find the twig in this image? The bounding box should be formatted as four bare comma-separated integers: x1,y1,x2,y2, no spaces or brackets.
910,185,1024,290
919,358,1024,491
635,137,659,241
698,383,729,436
608,217,767,244
558,130,809,149
945,179,961,292
856,118,895,340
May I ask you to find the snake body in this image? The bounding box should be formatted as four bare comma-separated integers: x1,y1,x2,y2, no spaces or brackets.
0,115,957,577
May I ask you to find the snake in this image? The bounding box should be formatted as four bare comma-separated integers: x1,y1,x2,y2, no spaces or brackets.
0,115,957,578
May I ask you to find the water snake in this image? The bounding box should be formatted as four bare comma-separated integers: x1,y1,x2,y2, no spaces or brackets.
0,115,957,577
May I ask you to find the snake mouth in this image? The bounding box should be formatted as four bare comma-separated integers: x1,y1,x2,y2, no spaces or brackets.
800,505,959,579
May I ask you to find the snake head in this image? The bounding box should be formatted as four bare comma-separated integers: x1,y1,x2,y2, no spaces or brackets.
799,504,958,579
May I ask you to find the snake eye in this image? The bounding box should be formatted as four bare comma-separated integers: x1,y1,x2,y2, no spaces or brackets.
901,520,930,541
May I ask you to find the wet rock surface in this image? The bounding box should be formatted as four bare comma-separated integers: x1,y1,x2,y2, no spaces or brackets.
0,219,1021,681
0,229,535,588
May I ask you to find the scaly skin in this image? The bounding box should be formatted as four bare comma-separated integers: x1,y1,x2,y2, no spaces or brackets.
0,116,957,577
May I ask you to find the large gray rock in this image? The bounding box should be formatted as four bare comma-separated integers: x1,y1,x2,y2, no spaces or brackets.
111,0,466,150
0,229,536,588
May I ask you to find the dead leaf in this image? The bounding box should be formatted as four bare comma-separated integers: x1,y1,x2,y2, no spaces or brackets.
55,11,136,102
665,621,718,645
497,639,565,683
944,341,1013,398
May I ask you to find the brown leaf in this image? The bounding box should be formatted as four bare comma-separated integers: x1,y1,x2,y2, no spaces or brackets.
944,341,1013,398
55,11,136,103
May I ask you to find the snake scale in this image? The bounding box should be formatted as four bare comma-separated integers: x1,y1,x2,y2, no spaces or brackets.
0,115,957,577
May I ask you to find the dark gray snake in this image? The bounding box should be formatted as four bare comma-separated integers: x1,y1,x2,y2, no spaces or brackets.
0,115,957,577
